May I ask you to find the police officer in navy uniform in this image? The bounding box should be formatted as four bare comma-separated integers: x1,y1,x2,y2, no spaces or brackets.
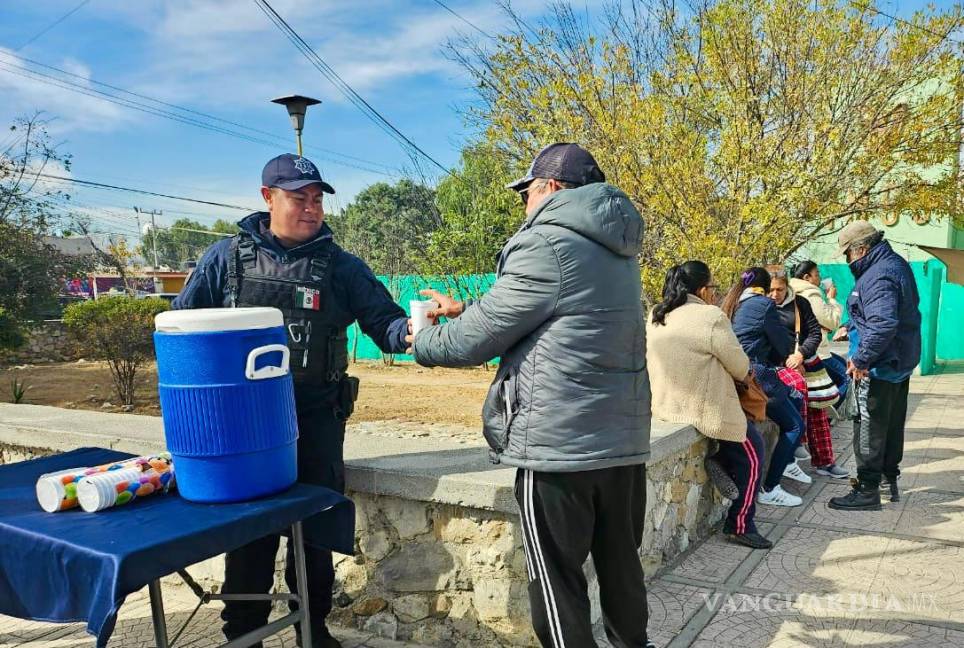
173,153,410,648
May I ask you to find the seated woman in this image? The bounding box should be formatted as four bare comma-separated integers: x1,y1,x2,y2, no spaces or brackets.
647,261,772,549
722,267,805,507
770,268,850,480
789,260,851,405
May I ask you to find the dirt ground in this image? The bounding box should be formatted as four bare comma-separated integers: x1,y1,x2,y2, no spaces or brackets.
0,360,492,429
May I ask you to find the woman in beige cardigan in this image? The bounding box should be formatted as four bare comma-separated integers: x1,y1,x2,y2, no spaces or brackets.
647,261,772,549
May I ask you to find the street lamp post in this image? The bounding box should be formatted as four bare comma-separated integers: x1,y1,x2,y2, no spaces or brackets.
271,95,321,156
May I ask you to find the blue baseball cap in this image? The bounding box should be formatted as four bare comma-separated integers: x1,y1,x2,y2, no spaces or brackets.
262,153,335,194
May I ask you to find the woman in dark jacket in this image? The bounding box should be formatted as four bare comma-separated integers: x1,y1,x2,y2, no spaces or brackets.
769,270,850,481
722,267,805,507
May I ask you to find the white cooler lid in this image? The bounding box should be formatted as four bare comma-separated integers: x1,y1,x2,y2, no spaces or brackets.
155,307,283,332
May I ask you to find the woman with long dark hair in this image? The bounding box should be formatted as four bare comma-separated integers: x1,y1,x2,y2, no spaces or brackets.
648,261,772,548
721,267,806,507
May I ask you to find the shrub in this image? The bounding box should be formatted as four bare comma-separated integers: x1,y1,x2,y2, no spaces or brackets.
0,307,25,352
63,297,170,406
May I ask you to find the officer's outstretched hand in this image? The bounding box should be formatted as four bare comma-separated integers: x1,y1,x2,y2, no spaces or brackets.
420,289,463,321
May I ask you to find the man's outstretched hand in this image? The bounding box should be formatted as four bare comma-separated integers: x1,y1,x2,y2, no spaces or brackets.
420,289,463,321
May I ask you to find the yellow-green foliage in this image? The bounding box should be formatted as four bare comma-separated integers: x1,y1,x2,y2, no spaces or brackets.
458,0,963,299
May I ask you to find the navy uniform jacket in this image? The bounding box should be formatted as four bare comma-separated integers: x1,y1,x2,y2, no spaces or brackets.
173,212,409,355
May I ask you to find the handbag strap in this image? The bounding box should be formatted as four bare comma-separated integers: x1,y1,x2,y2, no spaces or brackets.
793,300,801,354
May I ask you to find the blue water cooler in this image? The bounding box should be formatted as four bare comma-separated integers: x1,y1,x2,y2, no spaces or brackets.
154,307,298,503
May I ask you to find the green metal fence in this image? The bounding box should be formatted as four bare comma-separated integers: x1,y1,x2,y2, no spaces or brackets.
354,264,963,374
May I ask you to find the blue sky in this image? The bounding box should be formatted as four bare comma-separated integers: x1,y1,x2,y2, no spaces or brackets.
0,0,958,240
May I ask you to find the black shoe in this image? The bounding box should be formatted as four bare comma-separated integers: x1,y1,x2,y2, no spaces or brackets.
726,531,773,549
828,479,882,511
646,641,658,648
705,456,739,500
881,476,900,502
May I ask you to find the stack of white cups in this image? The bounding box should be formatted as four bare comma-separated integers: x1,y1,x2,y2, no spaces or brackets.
76,468,149,513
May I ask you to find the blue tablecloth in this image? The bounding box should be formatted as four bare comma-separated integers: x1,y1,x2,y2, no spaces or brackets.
0,448,354,647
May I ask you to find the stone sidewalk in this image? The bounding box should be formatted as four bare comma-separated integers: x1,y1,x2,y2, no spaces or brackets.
649,368,964,647
2,369,962,647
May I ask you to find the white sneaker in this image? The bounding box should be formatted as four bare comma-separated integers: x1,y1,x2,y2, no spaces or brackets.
794,445,811,461
757,485,803,507
815,464,850,479
783,461,813,484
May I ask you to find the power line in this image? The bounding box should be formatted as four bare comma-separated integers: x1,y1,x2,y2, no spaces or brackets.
253,0,452,176
428,0,495,39
0,51,398,176
35,173,259,210
17,0,92,51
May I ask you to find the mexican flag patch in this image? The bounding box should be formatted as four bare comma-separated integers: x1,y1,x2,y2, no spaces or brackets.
296,286,321,310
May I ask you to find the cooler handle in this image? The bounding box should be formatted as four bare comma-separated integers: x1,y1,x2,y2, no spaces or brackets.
245,344,290,380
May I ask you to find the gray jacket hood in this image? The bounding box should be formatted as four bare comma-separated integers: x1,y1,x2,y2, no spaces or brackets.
524,183,643,258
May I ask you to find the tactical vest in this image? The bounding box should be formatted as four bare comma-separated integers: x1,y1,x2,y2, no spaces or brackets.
226,232,351,407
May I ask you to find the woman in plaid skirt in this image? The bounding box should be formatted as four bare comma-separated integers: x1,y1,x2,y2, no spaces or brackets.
768,270,850,481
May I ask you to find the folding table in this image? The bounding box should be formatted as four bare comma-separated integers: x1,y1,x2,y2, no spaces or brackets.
0,447,354,647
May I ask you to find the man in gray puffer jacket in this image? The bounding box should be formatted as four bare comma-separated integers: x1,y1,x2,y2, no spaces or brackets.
411,143,653,648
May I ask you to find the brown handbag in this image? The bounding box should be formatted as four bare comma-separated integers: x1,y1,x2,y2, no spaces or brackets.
735,371,768,423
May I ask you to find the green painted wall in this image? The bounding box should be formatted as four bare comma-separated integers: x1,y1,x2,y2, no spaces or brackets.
818,260,962,374
347,274,495,363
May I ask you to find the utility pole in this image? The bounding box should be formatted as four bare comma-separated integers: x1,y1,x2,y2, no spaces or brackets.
134,206,163,293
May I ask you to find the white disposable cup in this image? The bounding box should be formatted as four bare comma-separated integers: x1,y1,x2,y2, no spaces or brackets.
35,468,84,513
78,468,142,512
410,300,439,336
821,278,834,291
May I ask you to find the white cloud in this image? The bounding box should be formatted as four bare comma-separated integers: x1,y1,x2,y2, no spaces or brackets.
0,47,132,134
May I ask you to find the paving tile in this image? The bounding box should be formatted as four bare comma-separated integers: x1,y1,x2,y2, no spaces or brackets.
689,593,854,648
742,526,887,596
671,524,775,585
845,618,964,648
645,580,716,646
894,491,964,542
865,538,964,626
797,482,907,534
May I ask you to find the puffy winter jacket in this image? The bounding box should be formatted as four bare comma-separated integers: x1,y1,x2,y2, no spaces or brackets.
731,290,792,400
847,240,921,381
413,183,651,472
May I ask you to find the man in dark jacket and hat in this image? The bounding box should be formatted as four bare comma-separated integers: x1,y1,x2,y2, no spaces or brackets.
410,144,654,647
174,153,410,648
828,222,921,511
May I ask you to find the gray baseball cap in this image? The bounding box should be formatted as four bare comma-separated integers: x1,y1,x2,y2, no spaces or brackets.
836,221,879,257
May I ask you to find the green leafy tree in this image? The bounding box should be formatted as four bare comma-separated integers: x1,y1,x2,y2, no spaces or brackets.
138,217,239,269
454,0,964,299
328,179,438,364
329,180,439,276
1,116,93,349
423,142,525,299
63,296,170,406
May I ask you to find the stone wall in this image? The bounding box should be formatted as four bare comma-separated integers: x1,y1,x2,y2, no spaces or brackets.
325,437,725,646
0,320,81,365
